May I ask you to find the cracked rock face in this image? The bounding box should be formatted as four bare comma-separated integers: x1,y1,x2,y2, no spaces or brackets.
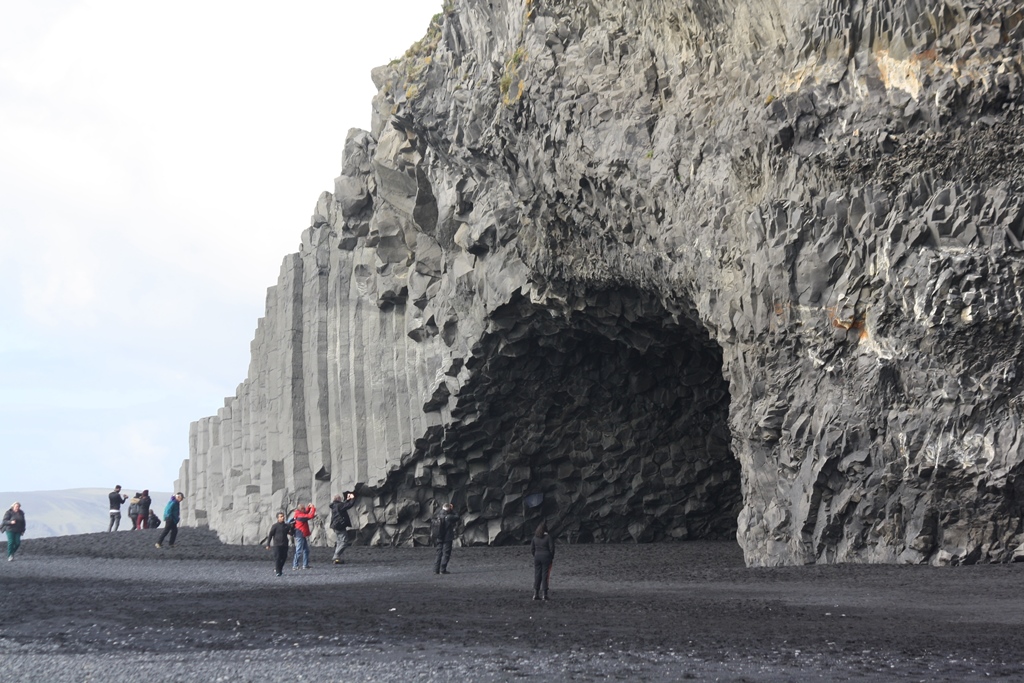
179,0,1024,566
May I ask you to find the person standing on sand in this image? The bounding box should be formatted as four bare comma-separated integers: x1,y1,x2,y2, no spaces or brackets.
291,503,317,570
127,492,141,530
2,502,26,561
260,512,294,576
137,490,152,529
330,492,356,565
531,521,555,600
433,503,459,575
155,493,183,549
108,486,128,532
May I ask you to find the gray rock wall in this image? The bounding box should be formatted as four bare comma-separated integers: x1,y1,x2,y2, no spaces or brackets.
180,0,1024,565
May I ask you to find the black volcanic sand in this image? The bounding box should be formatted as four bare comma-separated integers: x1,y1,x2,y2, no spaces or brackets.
1,530,1023,682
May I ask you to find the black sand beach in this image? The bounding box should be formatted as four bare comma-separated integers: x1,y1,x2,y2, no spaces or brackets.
1,529,1022,681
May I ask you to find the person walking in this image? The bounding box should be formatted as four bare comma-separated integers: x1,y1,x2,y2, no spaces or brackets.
2,502,26,561
531,521,555,600
155,493,184,549
433,503,459,575
108,485,128,532
291,503,317,570
260,512,294,577
136,490,152,530
329,492,356,565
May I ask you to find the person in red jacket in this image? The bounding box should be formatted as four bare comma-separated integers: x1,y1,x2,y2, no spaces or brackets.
291,504,316,570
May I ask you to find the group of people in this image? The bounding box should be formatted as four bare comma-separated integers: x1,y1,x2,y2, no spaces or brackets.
108,486,161,531
107,486,184,549
261,491,357,576
0,488,183,563
5,489,556,598
260,495,557,600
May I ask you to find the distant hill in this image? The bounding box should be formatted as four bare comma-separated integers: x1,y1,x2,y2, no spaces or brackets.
0,488,172,538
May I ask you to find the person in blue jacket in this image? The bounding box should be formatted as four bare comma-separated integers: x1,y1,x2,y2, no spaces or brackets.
155,493,184,549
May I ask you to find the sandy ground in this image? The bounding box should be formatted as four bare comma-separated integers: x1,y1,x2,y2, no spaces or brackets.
1,529,1023,682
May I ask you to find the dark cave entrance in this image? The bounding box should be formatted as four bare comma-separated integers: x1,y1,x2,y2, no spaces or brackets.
447,289,740,545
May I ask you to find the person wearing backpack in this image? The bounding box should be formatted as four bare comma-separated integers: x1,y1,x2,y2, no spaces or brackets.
291,503,317,570
127,493,141,530
329,492,356,565
433,503,459,575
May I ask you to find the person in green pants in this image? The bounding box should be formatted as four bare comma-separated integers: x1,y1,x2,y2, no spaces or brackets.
2,502,26,561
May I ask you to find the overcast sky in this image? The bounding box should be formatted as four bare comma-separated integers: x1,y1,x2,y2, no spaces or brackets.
0,1,443,493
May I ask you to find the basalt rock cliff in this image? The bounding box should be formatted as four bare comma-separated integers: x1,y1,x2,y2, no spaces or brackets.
178,0,1024,566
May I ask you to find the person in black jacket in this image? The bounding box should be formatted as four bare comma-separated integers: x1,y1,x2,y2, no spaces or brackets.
108,486,127,532
433,503,459,575
531,521,555,600
330,492,356,565
2,502,26,561
136,490,152,529
261,512,294,576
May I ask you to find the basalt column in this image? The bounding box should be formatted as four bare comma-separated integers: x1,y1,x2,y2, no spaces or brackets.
182,124,452,545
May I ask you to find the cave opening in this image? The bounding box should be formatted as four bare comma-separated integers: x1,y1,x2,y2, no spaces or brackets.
445,288,741,545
